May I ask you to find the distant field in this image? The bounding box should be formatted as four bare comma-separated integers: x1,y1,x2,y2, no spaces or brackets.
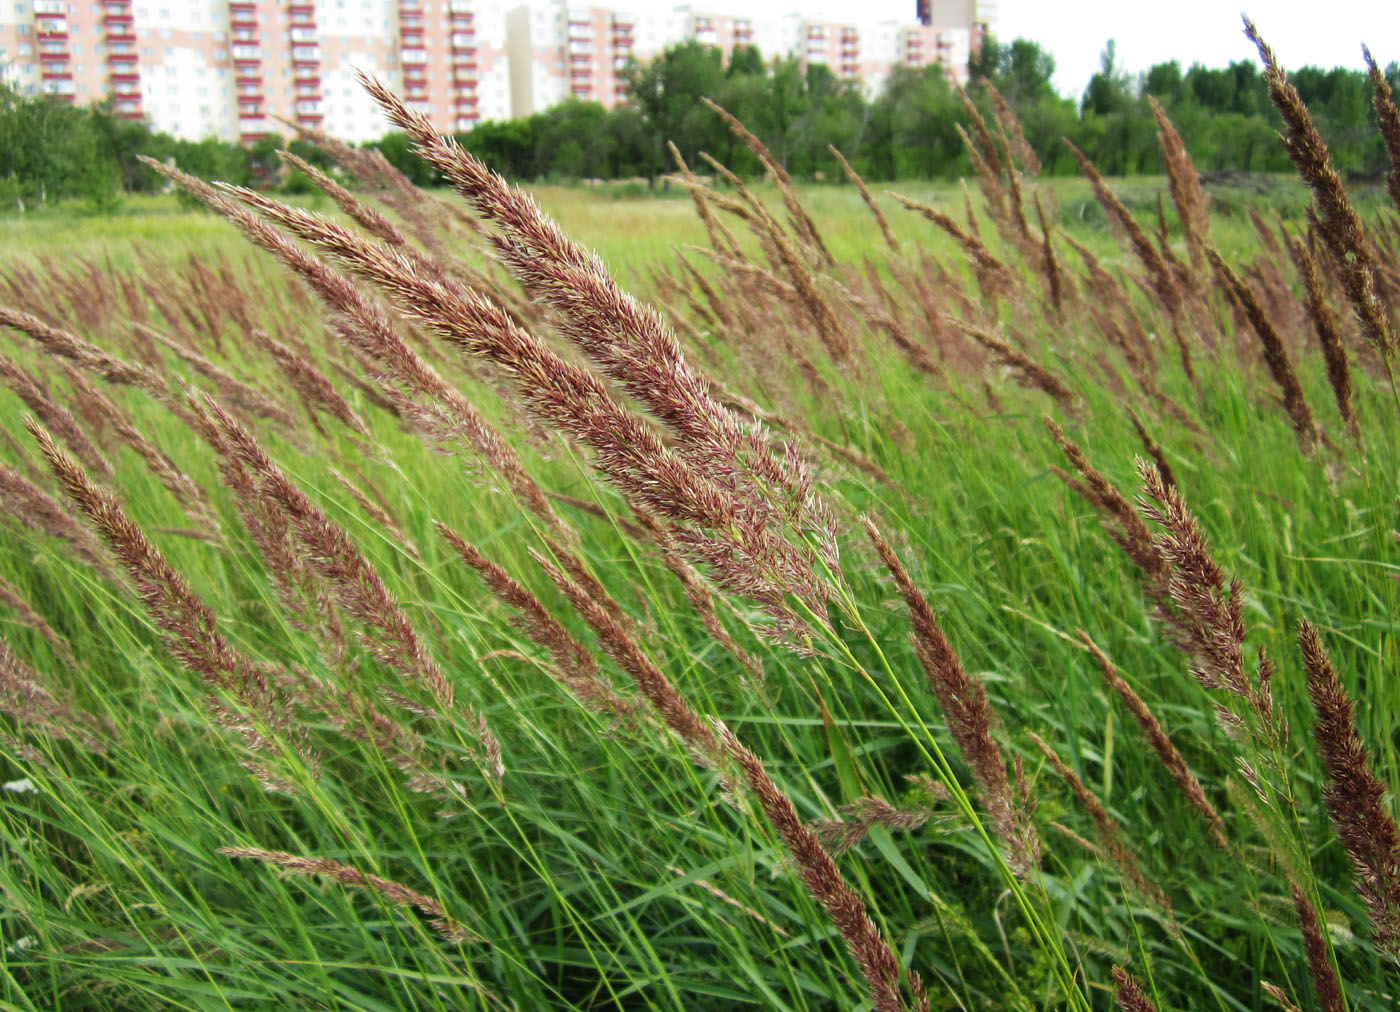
0,173,1342,278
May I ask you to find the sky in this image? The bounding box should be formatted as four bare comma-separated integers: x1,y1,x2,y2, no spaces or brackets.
741,0,1400,101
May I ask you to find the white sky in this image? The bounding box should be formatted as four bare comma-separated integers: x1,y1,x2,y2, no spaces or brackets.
740,0,1400,100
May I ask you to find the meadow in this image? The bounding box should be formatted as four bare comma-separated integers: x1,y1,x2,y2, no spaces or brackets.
1,29,1399,1012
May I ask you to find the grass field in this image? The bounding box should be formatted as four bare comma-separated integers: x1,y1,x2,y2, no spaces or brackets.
1,65,1399,1012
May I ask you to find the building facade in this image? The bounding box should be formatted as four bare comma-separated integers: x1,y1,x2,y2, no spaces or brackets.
0,1,989,142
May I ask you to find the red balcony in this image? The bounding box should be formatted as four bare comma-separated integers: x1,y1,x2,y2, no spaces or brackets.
293,72,321,86
106,30,136,43
109,69,140,82
41,69,74,80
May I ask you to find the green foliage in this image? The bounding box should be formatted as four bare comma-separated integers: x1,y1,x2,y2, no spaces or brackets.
1,35,1397,211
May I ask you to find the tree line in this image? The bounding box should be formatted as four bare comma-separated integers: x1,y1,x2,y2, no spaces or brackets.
2,35,1398,209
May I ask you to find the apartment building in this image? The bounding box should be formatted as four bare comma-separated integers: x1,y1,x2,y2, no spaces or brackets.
1,1,988,140
1,1,509,142
918,0,993,52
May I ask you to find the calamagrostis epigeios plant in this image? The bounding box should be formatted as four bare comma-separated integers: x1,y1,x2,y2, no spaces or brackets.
528,546,722,767
1298,619,1400,963
144,326,299,430
1245,18,1395,360
56,363,215,525
1080,632,1227,849
220,847,473,943
1029,732,1173,919
218,182,827,645
828,144,899,251
328,468,420,561
986,81,1040,175
1137,460,1284,747
26,419,309,785
434,522,636,722
252,329,369,438
864,517,1041,874
1286,233,1359,441
956,322,1076,406
355,74,840,558
0,461,112,578
1148,96,1210,273
0,354,111,477
1043,419,1168,589
888,192,1018,301
713,720,928,1012
1289,883,1346,1012
1111,967,1160,1012
1062,140,1196,386
701,96,833,267
136,157,562,534
195,396,503,779
0,634,107,756
1204,246,1319,451
1262,982,1306,1012
1365,45,1400,215
0,304,174,406
810,795,940,856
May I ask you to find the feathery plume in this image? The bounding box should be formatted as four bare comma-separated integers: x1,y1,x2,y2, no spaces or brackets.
218,179,828,640
27,418,307,775
714,720,926,1012
1148,96,1210,272
531,547,719,765
864,517,1040,873
1205,246,1318,451
1286,232,1359,440
1298,620,1400,962
435,522,635,721
828,145,899,251
220,847,473,943
1245,18,1394,359
0,354,111,476
1111,967,1160,1012
1080,632,1226,848
0,461,112,576
700,96,832,266
1365,45,1400,219
811,795,940,856
1030,732,1172,916
138,156,561,530
1290,884,1346,1012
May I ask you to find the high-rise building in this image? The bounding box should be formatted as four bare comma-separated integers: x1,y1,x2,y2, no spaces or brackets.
0,1,989,142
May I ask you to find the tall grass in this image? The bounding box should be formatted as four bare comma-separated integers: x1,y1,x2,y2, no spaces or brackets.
2,21,1400,1011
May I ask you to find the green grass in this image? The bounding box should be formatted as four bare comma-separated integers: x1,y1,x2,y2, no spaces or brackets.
0,169,1397,1011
